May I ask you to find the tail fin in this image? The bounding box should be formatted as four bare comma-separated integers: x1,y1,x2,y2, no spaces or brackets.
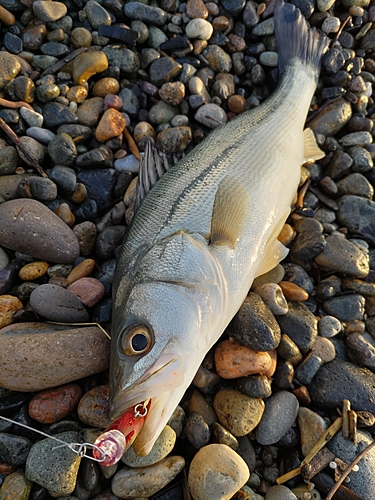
274,0,328,80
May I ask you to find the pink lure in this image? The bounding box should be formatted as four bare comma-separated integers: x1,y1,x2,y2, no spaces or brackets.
93,401,150,466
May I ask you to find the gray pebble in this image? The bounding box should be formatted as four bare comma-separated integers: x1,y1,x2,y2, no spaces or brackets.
36,83,60,102
255,391,299,445
102,46,140,75
167,406,186,438
27,127,56,144
84,0,111,30
318,315,342,337
339,131,373,146
349,145,373,172
0,246,9,272
315,234,369,277
20,106,43,128
28,177,58,201
276,301,318,352
203,45,232,73
48,133,77,166
253,283,288,315
237,374,272,399
195,103,227,129
185,412,211,449
149,100,179,125
259,51,278,67
323,294,365,321
345,332,375,371
337,195,375,245
149,56,182,86
114,154,140,173
231,292,281,351
122,425,176,467
47,264,72,278
147,26,168,50
336,173,374,199
26,431,81,495
252,17,274,36
49,166,77,197
0,146,18,175
265,485,297,500
30,284,89,322
294,353,322,385
0,433,32,466
282,263,314,294
211,422,239,450
124,2,168,26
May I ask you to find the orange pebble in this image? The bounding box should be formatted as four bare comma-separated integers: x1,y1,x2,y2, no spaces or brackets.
264,349,277,377
214,338,273,379
278,223,296,246
95,108,126,143
227,95,246,114
279,281,309,301
66,258,95,285
18,261,49,281
344,319,366,334
0,5,15,26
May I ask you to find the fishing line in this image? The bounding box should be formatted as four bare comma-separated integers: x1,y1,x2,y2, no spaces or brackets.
0,415,108,462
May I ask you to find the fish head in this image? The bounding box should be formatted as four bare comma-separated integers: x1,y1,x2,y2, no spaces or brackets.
110,232,226,456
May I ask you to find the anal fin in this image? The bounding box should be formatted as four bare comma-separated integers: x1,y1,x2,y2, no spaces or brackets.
303,128,325,164
210,177,251,249
255,239,289,278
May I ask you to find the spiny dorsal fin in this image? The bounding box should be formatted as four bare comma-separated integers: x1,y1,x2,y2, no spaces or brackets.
210,177,251,249
135,139,172,211
303,128,325,164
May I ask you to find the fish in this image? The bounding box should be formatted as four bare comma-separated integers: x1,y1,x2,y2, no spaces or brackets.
99,0,328,461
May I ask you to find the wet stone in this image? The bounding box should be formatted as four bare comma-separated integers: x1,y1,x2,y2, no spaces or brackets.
188,444,249,500
318,315,342,337
25,431,81,495
276,301,318,353
315,235,369,277
230,292,281,351
112,456,185,499
213,389,265,437
0,434,32,466
256,391,299,446
236,374,272,399
185,412,210,449
345,332,375,371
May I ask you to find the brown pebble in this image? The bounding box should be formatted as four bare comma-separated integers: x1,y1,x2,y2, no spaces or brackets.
344,319,366,334
0,295,23,328
70,27,92,48
28,383,82,424
293,386,311,405
227,95,246,114
159,81,185,106
77,385,111,428
214,338,273,379
265,349,277,377
72,221,96,255
0,463,16,475
95,108,126,142
72,51,108,85
279,281,309,301
186,0,208,19
278,223,296,245
18,261,49,281
257,2,266,14
103,93,123,111
49,277,68,287
70,182,87,203
66,258,95,285
193,39,207,55
67,277,105,307
114,149,127,159
92,77,120,97
133,121,156,144
55,203,76,226
212,15,229,31
0,472,32,500
188,389,218,425
66,85,88,103
0,5,15,25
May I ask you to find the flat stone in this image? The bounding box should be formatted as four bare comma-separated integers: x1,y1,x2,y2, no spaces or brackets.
323,294,365,321
102,46,140,75
255,391,299,445
308,98,352,136
0,322,109,391
188,444,249,500
111,456,185,498
124,2,168,26
30,283,88,322
85,0,111,30
337,195,375,245
25,431,81,495
0,199,80,264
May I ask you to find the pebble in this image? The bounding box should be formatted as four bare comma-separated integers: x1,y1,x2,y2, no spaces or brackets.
323,294,365,321
186,18,213,40
30,283,88,322
195,103,228,128
276,301,318,352
20,107,43,128
28,384,82,424
265,485,298,500
73,222,96,256
188,444,249,500
0,434,32,466
32,1,67,22
122,425,176,467
313,336,336,363
0,247,9,272
156,126,192,154
185,412,211,448
0,472,32,500
345,332,375,371
25,431,81,495
308,98,352,136
214,339,274,378
48,133,77,166
277,334,303,365
297,407,327,457
77,385,110,428
18,261,49,281
255,391,299,445
0,295,23,329
111,456,185,499
213,389,265,436
67,277,105,307
230,292,281,351
236,374,272,399
336,173,374,199
337,195,375,245
279,281,308,301
327,430,375,499
0,323,109,391
189,390,218,425
318,315,342,337
27,127,55,145
149,56,182,86
0,52,21,89
211,422,239,450
124,2,168,26
253,283,288,315
95,109,126,143
85,0,111,30
339,131,373,147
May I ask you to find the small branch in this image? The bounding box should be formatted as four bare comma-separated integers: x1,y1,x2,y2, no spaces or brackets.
0,117,47,177
0,98,33,110
296,179,311,209
41,47,88,77
124,127,141,160
325,440,375,500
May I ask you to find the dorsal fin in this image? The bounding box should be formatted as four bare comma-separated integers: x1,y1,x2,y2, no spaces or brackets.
210,177,251,249
303,128,325,164
135,139,172,211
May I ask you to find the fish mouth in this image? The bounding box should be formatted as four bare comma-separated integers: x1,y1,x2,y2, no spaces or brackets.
109,352,185,456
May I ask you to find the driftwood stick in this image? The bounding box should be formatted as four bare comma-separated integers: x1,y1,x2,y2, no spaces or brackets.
41,47,87,76
0,117,47,177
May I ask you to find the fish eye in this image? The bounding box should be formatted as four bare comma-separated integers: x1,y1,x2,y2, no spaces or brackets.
123,325,153,356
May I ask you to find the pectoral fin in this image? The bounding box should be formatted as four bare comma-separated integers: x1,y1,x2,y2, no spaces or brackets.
303,128,325,164
210,177,251,249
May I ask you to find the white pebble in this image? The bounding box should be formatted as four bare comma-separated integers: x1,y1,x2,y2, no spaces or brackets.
185,18,213,40
20,106,43,128
322,17,340,34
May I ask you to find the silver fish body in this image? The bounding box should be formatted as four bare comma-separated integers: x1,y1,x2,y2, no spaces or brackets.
110,0,328,456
